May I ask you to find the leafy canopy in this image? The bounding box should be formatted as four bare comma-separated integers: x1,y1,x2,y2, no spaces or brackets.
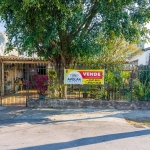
0,0,150,66
76,38,142,67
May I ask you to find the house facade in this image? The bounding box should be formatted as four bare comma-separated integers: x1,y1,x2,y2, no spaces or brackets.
129,46,150,66
0,32,50,95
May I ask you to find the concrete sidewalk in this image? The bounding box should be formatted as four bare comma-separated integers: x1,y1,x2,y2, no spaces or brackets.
0,106,150,123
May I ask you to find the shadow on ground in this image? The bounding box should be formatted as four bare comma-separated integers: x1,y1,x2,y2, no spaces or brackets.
17,129,150,150
0,107,150,128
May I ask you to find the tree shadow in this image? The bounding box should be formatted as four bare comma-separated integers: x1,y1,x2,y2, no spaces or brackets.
0,107,124,127
0,107,149,128
18,129,150,150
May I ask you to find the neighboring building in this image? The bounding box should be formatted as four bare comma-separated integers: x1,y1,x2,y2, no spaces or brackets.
0,32,38,57
129,46,150,66
0,32,49,95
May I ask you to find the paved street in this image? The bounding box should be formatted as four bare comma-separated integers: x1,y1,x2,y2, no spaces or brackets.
0,107,150,150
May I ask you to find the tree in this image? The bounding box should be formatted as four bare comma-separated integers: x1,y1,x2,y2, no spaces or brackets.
0,0,150,85
76,38,142,67
75,38,142,100
96,38,142,66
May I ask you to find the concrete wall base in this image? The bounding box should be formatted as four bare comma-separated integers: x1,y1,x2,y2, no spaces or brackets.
27,99,150,110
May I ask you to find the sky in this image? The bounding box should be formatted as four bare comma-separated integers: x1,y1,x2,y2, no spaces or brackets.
0,21,150,48
0,21,5,32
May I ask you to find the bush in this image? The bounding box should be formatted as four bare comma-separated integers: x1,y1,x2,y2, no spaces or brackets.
130,78,150,101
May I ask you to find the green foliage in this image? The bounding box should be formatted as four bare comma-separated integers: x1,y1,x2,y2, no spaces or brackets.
76,38,142,68
0,0,149,66
46,70,60,98
120,71,131,79
145,82,150,100
139,67,150,86
47,84,61,98
120,71,131,85
47,70,57,79
132,79,150,101
132,79,145,100
105,70,123,87
96,87,107,100
131,67,150,100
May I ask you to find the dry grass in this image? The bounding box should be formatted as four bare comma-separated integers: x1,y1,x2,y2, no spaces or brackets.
126,119,150,128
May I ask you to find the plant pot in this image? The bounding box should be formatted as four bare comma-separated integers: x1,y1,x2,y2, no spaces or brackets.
83,93,88,98
39,94,46,99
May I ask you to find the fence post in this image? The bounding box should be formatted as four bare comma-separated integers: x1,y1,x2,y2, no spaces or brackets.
130,70,133,102
1,62,4,96
0,87,2,106
0,95,2,106
79,85,81,100
26,64,30,105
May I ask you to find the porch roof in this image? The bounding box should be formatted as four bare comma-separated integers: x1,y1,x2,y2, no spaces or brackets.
0,56,49,63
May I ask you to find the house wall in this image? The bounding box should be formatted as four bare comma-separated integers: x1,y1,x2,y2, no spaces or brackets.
0,32,49,95
4,65,24,92
129,50,150,65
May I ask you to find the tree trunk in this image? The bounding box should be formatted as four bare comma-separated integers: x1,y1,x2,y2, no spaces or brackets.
51,55,75,98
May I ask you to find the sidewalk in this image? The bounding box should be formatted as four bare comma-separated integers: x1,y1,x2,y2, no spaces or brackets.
0,106,6,111
0,106,150,123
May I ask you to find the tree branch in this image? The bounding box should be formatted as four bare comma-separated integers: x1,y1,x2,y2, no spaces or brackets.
70,1,98,39
81,2,98,35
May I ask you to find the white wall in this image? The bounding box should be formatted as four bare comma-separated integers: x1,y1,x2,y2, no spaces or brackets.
129,50,150,65
5,48,19,56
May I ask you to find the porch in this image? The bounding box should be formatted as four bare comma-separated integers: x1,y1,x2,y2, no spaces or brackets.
0,56,49,106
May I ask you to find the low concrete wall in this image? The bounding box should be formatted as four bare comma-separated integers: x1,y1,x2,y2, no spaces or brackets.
27,99,150,110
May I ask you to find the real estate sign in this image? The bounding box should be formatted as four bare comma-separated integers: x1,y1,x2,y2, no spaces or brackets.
64,69,104,85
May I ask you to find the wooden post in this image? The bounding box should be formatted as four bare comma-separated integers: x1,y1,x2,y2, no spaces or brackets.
15,64,16,79
1,62,4,96
47,61,51,69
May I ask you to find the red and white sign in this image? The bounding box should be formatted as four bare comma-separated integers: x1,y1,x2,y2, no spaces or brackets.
64,69,104,84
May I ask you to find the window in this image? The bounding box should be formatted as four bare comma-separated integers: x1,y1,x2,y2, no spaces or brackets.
132,60,138,65
37,66,46,75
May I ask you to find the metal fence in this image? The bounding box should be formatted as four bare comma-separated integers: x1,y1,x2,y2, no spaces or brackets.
0,63,150,106
27,64,150,101
0,63,48,106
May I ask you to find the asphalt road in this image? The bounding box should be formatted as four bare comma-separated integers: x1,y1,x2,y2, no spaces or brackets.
0,107,150,150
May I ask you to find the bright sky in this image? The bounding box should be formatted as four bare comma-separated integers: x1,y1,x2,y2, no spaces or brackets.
0,21,5,32
144,23,150,48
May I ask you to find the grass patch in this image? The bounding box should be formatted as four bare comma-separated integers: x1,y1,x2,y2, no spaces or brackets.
126,119,150,127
